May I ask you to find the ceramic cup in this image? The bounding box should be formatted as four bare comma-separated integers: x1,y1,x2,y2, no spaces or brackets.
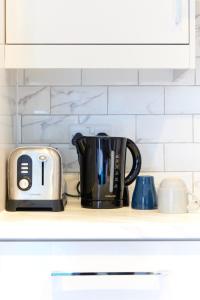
131,176,157,210
158,178,188,214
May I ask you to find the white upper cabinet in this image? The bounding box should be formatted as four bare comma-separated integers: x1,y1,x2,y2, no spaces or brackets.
0,0,4,67
6,0,189,45
0,0,4,44
5,0,195,68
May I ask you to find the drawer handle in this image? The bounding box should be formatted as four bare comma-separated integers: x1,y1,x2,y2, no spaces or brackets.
51,272,167,292
175,0,182,25
51,272,163,277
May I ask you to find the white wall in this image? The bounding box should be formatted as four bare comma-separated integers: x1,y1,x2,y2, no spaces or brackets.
0,70,17,210
15,2,200,197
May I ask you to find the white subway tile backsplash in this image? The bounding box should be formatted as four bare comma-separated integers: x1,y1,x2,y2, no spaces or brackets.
136,115,192,143
138,144,164,172
24,69,81,86
51,87,107,115
108,87,164,114
78,115,135,140
18,87,50,114
165,144,200,171
16,115,22,144
0,87,16,115
16,13,200,197
139,69,195,86
193,172,200,199
165,86,200,114
22,115,78,144
82,69,138,85
52,144,79,173
195,58,200,84
193,116,200,141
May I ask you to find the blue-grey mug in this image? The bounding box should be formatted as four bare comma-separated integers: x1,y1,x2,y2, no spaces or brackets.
132,176,157,210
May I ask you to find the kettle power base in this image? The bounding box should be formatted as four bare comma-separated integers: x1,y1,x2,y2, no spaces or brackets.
81,199,124,209
6,199,65,212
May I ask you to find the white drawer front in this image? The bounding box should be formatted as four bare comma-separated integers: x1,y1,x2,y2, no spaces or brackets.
0,241,199,300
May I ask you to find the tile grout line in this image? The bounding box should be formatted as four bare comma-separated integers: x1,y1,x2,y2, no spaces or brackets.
135,115,137,143
81,69,83,86
50,86,52,114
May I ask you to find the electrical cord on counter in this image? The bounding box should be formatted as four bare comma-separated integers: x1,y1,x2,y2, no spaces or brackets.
64,181,81,198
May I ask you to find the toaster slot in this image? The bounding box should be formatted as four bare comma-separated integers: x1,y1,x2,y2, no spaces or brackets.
42,161,44,186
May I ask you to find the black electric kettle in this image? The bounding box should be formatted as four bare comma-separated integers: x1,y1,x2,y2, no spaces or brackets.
72,133,142,209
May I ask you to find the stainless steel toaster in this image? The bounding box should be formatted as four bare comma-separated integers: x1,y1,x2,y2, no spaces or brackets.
7,146,66,211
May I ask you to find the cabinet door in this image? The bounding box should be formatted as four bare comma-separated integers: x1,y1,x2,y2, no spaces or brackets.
0,0,4,44
6,0,189,45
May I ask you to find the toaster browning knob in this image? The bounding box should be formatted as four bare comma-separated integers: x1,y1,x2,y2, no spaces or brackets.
18,178,30,190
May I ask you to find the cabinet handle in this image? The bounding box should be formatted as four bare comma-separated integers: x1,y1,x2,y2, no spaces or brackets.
175,0,182,25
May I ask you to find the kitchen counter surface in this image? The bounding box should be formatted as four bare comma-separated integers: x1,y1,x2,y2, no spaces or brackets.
1,198,200,240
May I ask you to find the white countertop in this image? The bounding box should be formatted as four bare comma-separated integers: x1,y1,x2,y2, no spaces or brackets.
1,198,200,240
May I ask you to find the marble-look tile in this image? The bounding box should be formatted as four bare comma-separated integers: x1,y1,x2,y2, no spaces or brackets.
193,172,200,200
51,87,107,115
18,87,50,115
195,58,200,84
78,115,136,140
136,115,193,143
139,69,195,85
22,115,78,144
51,144,79,173
16,115,22,144
0,87,16,116
24,69,81,86
0,116,14,144
138,144,164,172
165,144,200,171
165,86,200,114
193,116,200,142
108,87,164,114
82,69,138,85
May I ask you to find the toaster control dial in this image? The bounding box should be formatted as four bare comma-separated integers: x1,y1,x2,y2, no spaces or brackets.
19,178,30,190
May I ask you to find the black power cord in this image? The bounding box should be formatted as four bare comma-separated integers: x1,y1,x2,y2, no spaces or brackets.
64,181,81,198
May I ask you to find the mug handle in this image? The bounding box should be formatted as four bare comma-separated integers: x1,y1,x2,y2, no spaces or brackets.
125,139,142,186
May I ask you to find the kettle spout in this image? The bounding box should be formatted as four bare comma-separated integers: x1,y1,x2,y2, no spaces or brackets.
72,132,85,156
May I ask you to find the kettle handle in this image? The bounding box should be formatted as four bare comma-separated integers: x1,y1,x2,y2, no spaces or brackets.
125,139,142,186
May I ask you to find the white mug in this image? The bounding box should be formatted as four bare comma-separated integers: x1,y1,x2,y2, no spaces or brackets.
158,178,188,214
